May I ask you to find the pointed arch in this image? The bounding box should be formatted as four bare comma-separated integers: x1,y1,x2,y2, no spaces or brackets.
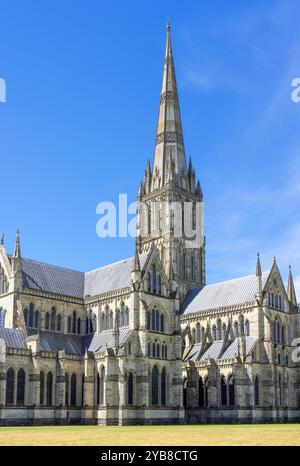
198,376,204,407
217,319,222,340
161,368,167,406
45,312,50,330
254,376,260,406
34,310,39,329
40,371,45,406
29,303,34,328
70,373,77,406
6,368,15,405
220,375,227,406
127,372,134,405
100,366,105,405
65,373,69,406
151,366,159,406
50,307,56,331
46,372,53,406
17,368,25,405
245,320,250,336
228,375,235,406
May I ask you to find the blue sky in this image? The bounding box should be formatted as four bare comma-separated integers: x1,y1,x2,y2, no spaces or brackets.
1,0,300,297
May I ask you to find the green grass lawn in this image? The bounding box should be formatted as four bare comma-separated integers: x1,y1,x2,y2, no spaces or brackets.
0,424,299,446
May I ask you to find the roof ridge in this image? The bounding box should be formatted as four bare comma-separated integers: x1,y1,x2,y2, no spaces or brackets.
85,252,148,275
21,256,84,274
205,270,270,288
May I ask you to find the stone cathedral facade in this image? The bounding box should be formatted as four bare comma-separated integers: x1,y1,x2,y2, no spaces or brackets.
0,24,300,426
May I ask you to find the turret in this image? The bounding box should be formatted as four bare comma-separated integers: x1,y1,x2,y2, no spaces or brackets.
287,265,298,308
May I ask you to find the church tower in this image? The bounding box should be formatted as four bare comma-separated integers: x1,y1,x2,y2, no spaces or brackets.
136,23,205,299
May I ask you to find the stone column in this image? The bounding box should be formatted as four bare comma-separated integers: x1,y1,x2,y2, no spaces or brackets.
0,339,6,406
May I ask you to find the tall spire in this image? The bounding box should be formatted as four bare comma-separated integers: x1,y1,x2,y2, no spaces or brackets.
13,229,21,259
152,22,187,190
256,253,262,296
287,265,297,306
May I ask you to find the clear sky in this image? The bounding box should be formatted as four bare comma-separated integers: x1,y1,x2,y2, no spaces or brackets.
1,0,300,297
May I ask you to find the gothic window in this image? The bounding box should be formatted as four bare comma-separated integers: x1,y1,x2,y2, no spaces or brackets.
96,373,100,405
182,254,186,278
45,312,50,330
278,353,281,365
148,272,152,292
67,316,72,333
245,320,250,336
202,327,206,341
81,375,85,407
128,372,133,405
240,315,244,334
196,323,201,343
152,342,156,358
40,371,45,406
276,319,281,343
157,312,164,333
220,376,227,406
50,307,56,331
128,342,131,355
165,345,167,359
65,373,69,406
161,368,166,406
148,342,151,356
192,328,196,343
6,368,14,405
17,368,25,405
212,325,217,341
29,303,34,327
198,377,204,407
217,319,222,340
254,376,260,406
56,314,61,332
281,326,285,344
125,308,129,326
158,275,162,295
204,378,209,407
89,313,94,333
222,323,227,339
152,264,157,293
147,311,151,329
77,317,81,334
120,305,125,327
279,373,282,406
183,378,187,408
46,372,53,406
71,373,77,406
228,375,235,406
72,311,77,334
34,310,39,329
100,367,105,405
23,309,28,326
192,201,196,230
157,343,160,358
152,366,159,406
151,310,155,330
234,321,239,337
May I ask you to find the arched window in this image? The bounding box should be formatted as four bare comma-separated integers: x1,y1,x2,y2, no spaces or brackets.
254,376,260,406
281,326,285,344
96,373,100,405
151,366,159,406
54,314,61,332
100,367,105,405
65,373,69,406
234,321,239,337
147,311,151,329
278,353,281,365
192,328,196,344
128,372,133,405
109,311,113,330
72,311,77,334
40,371,45,406
157,343,160,358
17,368,25,405
148,272,151,292
50,307,56,331
6,368,14,405
240,315,244,335
160,314,164,332
158,275,162,295
155,309,159,331
222,323,227,339
221,376,227,406
204,378,209,407
81,374,85,406
46,372,53,406
152,264,157,293
217,319,222,340
23,309,28,326
71,373,77,406
89,314,94,334
245,320,250,336
212,325,217,341
45,312,50,330
279,373,282,406
29,303,34,327
152,342,156,358
151,310,155,330
161,368,166,406
125,308,129,326
183,378,187,408
34,310,39,329
67,316,72,333
228,375,235,406
276,320,281,343
120,305,125,327
196,323,201,343
198,377,204,407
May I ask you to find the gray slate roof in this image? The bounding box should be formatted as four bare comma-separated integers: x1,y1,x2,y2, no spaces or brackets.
182,272,270,316
0,328,27,349
186,336,258,362
86,327,132,353
0,308,5,328
84,254,148,297
20,253,149,299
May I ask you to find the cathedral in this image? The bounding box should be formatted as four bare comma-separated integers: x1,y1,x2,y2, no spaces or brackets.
0,23,299,426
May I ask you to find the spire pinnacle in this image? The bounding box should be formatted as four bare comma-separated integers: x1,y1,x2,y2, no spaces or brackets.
133,239,141,272
287,265,297,306
13,229,21,259
0,233,4,246
256,253,262,277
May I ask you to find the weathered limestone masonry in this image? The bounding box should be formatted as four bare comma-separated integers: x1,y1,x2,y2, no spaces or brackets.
0,23,299,425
